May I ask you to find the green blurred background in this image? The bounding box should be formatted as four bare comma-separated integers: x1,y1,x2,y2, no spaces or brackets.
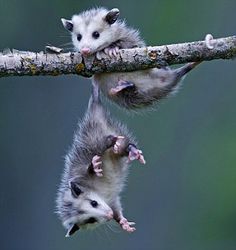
0,0,236,250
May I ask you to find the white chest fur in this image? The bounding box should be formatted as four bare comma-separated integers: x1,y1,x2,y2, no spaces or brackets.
92,151,129,204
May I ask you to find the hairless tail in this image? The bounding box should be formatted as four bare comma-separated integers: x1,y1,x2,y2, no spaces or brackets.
91,78,101,103
175,61,201,78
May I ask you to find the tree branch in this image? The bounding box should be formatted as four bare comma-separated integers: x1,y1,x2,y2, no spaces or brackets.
0,35,235,78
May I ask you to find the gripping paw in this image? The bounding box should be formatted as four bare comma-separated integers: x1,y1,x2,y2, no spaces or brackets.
119,217,136,233
92,155,103,177
128,145,146,164
104,46,120,57
113,136,125,154
96,47,119,60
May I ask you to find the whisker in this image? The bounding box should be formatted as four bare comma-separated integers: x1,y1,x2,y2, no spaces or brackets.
58,33,71,37
103,224,110,241
95,225,103,239
63,47,74,52
106,221,121,233
58,42,73,47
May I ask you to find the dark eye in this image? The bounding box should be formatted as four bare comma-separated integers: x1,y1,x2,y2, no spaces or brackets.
90,200,98,208
77,34,82,41
92,31,100,39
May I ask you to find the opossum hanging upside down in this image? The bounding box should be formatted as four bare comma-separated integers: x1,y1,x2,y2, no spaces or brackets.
56,80,145,236
61,7,201,110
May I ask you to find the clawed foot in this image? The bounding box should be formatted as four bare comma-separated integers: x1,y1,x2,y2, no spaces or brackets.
119,217,136,233
109,80,135,96
128,145,146,164
92,155,103,177
113,136,125,154
104,46,120,57
112,137,146,164
96,47,119,60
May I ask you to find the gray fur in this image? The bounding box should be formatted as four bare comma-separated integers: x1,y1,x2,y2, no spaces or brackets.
80,7,145,48
61,7,200,110
95,62,200,109
56,81,138,235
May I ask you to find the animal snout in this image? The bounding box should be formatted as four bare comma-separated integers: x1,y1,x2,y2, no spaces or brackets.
106,210,114,220
80,47,91,56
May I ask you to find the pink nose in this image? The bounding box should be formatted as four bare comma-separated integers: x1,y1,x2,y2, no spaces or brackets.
80,47,91,55
106,210,114,220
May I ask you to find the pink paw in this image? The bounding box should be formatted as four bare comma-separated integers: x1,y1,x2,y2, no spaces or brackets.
119,217,136,233
109,85,125,96
109,80,134,96
96,51,106,60
104,46,119,57
128,146,146,164
113,136,125,154
92,155,103,177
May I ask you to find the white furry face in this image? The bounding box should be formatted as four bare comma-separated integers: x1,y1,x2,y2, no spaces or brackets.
61,8,120,55
61,186,113,231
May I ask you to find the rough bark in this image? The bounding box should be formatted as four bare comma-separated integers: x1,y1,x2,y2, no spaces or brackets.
0,36,235,78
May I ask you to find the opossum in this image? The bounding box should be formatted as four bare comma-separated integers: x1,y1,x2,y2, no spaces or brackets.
61,7,200,110
56,80,145,236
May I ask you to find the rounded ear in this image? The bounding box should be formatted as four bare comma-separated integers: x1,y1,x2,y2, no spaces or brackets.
61,18,73,32
69,181,82,198
65,224,80,237
104,8,120,24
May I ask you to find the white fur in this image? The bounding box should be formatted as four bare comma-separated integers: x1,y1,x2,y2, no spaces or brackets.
61,7,144,54
70,8,120,53
61,7,197,110
62,189,113,229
